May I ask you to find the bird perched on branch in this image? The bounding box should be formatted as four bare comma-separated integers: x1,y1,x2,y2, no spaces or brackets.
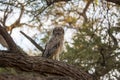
42,27,64,61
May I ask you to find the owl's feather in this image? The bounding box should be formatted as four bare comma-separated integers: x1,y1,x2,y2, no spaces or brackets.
42,27,64,60
43,36,61,57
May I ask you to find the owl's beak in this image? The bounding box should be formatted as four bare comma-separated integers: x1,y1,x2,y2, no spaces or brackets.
56,33,60,35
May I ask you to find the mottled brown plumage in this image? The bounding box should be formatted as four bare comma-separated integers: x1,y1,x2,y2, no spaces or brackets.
42,27,64,61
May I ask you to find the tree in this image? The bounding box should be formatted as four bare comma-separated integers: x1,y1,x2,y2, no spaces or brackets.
0,0,120,80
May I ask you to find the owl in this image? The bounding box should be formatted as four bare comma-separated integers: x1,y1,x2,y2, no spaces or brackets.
42,27,64,61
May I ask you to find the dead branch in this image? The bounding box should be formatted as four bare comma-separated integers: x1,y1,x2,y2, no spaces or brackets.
20,31,44,52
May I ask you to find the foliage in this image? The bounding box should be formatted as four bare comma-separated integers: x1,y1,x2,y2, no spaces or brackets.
62,17,120,80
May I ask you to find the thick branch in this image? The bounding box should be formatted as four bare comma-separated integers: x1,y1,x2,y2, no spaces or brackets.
0,25,19,52
0,73,72,80
0,52,93,80
105,0,120,5
0,35,8,48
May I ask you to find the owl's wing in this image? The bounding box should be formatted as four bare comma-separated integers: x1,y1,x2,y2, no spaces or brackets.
42,37,60,58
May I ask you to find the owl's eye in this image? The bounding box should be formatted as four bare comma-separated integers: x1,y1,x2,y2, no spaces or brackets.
53,27,64,35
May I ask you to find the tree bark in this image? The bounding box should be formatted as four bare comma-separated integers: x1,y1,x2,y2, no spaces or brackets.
105,0,120,5
0,73,73,80
0,52,93,80
0,26,18,51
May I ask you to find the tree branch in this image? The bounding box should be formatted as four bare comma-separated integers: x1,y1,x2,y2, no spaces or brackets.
83,0,94,14
34,0,71,18
45,0,71,6
20,31,44,52
0,25,19,52
6,3,24,34
19,23,37,28
82,0,93,22
107,28,118,48
0,52,93,80
0,35,8,48
105,0,120,5
0,73,72,80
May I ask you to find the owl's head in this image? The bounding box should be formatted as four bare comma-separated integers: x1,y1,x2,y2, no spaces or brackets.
53,27,64,36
